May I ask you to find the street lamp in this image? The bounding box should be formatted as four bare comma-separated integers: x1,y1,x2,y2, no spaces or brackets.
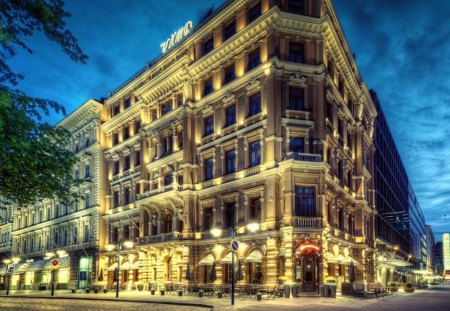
3,257,21,296
105,239,134,299
210,210,260,306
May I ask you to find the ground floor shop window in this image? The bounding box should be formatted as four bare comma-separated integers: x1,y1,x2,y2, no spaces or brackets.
132,269,139,282
25,271,34,289
78,256,93,289
41,271,51,284
59,269,69,284
203,265,213,283
247,262,263,284
11,274,20,289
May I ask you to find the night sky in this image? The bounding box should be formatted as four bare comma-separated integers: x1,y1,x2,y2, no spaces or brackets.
9,0,450,239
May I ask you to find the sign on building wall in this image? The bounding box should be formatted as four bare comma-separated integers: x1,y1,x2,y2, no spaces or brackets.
160,21,193,54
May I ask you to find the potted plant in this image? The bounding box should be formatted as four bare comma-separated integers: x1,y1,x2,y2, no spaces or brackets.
71,288,76,294
256,292,262,301
278,276,287,285
137,282,144,291
178,289,183,296
217,291,223,298
151,289,156,295
199,289,204,297
85,287,91,293
404,283,415,293
388,282,398,292
103,288,108,293
160,287,165,295
94,287,99,293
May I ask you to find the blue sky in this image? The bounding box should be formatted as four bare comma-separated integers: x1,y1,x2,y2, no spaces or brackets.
9,0,450,239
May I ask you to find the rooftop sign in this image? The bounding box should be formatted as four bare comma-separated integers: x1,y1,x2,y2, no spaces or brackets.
160,21,193,54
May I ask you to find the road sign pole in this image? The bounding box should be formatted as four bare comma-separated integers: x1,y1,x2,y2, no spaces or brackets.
51,269,55,297
6,274,10,296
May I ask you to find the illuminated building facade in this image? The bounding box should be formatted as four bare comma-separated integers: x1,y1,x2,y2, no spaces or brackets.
425,225,435,273
0,100,107,290
2,0,379,292
101,0,377,292
443,233,450,277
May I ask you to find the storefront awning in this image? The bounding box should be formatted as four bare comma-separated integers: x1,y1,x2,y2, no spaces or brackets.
379,257,412,267
411,269,431,275
220,252,234,264
199,253,215,266
326,252,341,263
244,250,263,263
13,262,29,274
130,260,139,270
107,263,118,271
28,260,46,272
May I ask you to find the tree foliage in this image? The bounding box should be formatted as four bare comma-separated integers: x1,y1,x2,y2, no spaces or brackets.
0,0,88,206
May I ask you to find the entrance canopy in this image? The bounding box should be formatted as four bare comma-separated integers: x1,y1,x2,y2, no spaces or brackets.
199,253,215,266
244,250,263,263
220,252,234,264
294,241,321,257
28,260,46,272
107,263,118,271
43,257,70,270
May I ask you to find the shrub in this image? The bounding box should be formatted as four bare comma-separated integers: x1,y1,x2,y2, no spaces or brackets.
405,283,413,288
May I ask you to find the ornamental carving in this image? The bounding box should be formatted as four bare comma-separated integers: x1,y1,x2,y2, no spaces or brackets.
313,72,325,82
245,78,261,93
289,72,306,87
222,92,235,105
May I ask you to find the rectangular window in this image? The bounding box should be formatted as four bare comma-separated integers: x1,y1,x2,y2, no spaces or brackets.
290,137,304,153
39,210,43,223
113,133,119,146
124,188,130,205
85,193,90,208
248,2,262,23
123,125,130,140
203,208,213,231
225,150,236,174
124,155,131,171
248,49,260,71
203,78,213,96
224,21,236,41
113,104,120,116
224,203,235,228
294,187,316,217
83,224,89,243
225,105,236,127
113,161,120,175
338,118,344,138
326,102,334,121
224,64,235,85
204,115,214,136
113,191,120,208
161,101,173,115
248,94,261,117
203,37,214,55
73,227,78,244
249,141,261,167
249,198,261,221
135,120,141,133
205,158,214,181
288,87,304,110
124,97,131,109
289,42,304,63
135,150,140,167
288,0,304,15
85,164,90,178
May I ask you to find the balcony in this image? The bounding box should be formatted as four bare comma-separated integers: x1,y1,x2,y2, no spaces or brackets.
291,216,322,228
286,152,322,162
137,232,183,245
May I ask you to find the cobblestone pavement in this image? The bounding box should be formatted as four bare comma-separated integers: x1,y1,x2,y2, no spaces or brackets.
1,284,449,311
0,298,203,311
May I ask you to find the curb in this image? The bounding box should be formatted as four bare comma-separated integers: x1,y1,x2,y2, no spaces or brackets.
0,295,215,310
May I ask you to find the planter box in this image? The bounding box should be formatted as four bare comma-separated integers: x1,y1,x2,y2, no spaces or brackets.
160,290,165,296
389,287,399,292
256,294,262,301
151,290,155,295
404,287,415,293
199,291,204,297
38,285,47,291
71,289,76,293
178,291,183,296
217,292,223,298
137,285,144,291
103,289,108,293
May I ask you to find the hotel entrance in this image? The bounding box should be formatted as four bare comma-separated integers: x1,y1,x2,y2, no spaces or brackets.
294,241,320,293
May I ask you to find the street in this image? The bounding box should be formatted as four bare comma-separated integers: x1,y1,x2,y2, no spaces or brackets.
0,285,449,311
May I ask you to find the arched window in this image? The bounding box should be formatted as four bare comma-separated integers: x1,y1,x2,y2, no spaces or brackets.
164,171,173,186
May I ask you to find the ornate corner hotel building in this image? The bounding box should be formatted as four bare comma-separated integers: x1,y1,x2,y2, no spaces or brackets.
1,0,380,293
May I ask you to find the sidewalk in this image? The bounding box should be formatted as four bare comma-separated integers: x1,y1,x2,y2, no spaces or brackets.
0,289,414,310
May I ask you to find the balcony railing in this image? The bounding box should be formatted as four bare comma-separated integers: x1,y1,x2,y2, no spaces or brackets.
292,216,322,228
137,232,183,245
286,152,322,162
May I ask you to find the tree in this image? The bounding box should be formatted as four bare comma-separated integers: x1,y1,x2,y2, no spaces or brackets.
0,0,88,206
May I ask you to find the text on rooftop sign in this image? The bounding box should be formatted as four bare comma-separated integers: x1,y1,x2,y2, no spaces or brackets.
160,21,193,54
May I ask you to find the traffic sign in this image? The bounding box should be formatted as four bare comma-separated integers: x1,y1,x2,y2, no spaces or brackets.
51,259,59,269
230,239,239,252
6,264,14,275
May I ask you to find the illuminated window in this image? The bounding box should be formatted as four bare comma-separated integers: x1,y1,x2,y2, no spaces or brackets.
289,42,304,63
203,37,214,55
203,77,213,96
249,141,261,167
248,49,260,71
248,2,261,23
224,21,236,41
204,115,214,136
224,64,235,85
288,87,304,110
248,94,261,116
295,187,316,216
204,158,214,181
225,105,236,127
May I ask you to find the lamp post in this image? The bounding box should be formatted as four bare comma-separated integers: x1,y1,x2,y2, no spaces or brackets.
3,257,20,296
210,207,259,306
106,239,133,299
